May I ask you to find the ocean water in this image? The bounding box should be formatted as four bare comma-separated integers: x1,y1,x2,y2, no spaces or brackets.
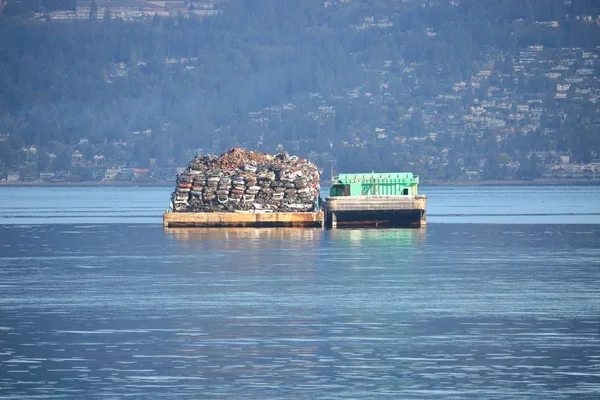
1,186,599,399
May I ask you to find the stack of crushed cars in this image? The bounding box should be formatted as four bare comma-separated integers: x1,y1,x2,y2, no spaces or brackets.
171,148,320,213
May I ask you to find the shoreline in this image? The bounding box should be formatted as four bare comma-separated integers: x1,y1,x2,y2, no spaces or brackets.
1,178,600,188
421,178,600,187
0,180,174,188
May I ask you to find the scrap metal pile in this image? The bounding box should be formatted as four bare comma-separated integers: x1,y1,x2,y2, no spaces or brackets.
171,148,320,213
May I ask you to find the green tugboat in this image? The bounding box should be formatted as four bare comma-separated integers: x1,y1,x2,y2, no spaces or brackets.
325,173,426,228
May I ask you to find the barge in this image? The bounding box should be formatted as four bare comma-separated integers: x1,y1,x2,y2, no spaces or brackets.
163,210,324,228
324,173,426,228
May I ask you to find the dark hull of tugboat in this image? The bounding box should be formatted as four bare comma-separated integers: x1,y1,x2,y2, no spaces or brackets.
329,209,423,228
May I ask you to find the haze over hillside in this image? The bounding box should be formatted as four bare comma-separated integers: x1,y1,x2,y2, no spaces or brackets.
1,0,600,183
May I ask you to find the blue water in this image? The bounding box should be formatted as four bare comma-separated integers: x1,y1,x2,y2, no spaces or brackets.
1,185,599,225
1,186,599,399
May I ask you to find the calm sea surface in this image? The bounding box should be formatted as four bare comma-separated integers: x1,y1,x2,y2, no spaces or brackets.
1,186,600,399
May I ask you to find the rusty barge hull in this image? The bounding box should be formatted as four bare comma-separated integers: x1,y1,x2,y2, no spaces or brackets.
163,211,324,228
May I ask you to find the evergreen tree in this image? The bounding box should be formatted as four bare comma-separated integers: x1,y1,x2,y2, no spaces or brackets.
409,109,425,138
89,0,98,21
103,7,111,23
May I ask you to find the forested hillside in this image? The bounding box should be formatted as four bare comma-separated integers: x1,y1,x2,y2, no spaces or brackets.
1,0,600,182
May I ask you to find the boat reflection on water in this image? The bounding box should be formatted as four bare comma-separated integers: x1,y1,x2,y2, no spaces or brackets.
164,228,325,277
165,226,425,250
327,227,426,248
165,227,322,248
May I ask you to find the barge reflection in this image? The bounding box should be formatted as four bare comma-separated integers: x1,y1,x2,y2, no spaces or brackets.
165,227,321,244
327,227,426,248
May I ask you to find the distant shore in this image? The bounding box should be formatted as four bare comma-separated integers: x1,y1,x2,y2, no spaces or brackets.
421,178,600,187
0,180,174,188
1,178,600,188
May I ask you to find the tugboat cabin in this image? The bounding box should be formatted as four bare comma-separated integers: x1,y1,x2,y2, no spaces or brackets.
325,172,426,228
329,173,419,197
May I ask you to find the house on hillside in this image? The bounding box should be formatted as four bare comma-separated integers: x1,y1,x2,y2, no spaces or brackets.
39,172,56,181
104,168,121,181
7,171,20,182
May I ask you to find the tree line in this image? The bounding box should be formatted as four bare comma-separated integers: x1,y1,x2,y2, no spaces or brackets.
0,0,599,179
